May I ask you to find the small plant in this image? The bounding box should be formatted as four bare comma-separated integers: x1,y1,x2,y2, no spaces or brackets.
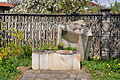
63,47,77,50
58,43,64,50
34,41,58,52
58,43,77,50
34,43,77,52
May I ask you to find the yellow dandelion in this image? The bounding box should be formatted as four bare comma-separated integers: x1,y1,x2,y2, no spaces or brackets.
17,34,21,38
108,73,111,76
19,37,23,40
18,30,21,33
90,57,92,59
114,59,117,61
1,50,4,53
7,50,11,53
118,63,120,66
0,57,2,60
60,43,64,46
107,64,109,66
12,32,16,37
2,53,8,56
108,65,110,68
13,28,17,33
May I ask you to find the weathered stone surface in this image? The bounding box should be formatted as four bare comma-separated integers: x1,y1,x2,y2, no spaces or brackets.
76,78,89,80
25,70,35,74
66,70,78,74
35,78,44,80
52,73,67,78
36,74,52,78
73,53,81,70
49,78,58,80
69,74,76,78
43,70,64,74
40,70,52,74
49,53,73,70
77,71,86,74
21,70,90,80
56,50,73,54
35,70,41,74
78,35,92,60
57,20,93,60
21,78,34,80
32,52,40,70
23,74,36,78
57,20,92,44
32,51,81,70
61,78,75,80
77,74,89,78
40,53,49,70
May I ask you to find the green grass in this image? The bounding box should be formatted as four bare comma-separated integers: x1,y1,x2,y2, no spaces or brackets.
82,57,120,80
0,56,31,80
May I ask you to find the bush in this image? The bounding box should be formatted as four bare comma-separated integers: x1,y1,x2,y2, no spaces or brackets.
0,27,32,80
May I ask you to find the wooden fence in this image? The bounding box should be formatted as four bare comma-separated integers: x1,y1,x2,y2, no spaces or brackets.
0,13,120,58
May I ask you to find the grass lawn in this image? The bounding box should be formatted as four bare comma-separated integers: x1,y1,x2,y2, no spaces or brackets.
82,57,120,80
0,56,31,80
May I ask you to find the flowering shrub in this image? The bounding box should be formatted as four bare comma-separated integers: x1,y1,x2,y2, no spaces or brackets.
10,0,94,14
0,26,32,80
0,27,32,61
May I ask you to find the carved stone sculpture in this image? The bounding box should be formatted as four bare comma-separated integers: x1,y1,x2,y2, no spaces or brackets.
58,20,93,60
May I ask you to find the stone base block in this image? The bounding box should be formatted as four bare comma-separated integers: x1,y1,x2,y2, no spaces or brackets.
32,50,81,70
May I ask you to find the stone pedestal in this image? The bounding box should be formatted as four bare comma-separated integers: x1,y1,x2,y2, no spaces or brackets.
32,50,81,70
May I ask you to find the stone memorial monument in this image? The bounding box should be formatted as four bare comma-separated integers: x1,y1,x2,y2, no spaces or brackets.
32,19,93,70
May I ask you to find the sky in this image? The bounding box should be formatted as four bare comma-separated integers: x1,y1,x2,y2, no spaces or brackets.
93,0,120,7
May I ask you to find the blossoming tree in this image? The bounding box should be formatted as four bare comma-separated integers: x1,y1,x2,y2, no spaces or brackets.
10,0,98,13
